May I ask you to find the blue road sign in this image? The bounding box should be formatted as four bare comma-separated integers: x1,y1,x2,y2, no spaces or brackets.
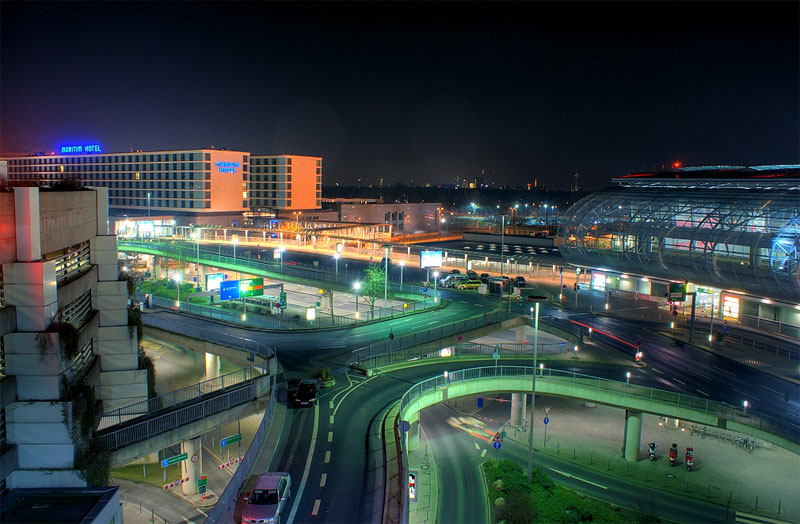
493,441,501,449
543,416,550,425
477,397,483,408
422,287,428,293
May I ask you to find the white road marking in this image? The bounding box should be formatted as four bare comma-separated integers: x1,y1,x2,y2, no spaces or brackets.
311,499,322,516
696,390,710,397
329,401,334,409
196,509,208,517
651,368,664,375
736,510,792,524
333,375,378,416
474,442,480,450
328,431,333,443
760,384,784,396
712,365,736,376
673,378,686,385
688,369,711,380
329,415,334,424
787,412,800,419
549,468,608,489
330,373,355,405
481,449,487,457
733,389,759,402
320,473,327,487
324,451,331,463
287,402,319,524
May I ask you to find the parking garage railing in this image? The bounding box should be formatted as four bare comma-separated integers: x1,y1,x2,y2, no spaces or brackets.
141,314,275,358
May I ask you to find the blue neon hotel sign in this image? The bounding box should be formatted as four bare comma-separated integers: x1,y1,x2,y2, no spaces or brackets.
216,161,240,173
61,144,103,154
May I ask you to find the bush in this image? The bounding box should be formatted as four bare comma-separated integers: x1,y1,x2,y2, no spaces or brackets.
497,490,536,524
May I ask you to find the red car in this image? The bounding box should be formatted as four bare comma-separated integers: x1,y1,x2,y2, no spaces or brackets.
241,472,292,524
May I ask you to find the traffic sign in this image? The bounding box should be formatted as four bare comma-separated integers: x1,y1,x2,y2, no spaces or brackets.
197,475,208,488
422,287,428,293
220,434,242,447
493,441,501,449
191,454,199,463
313,261,319,266
668,282,687,302
544,406,550,415
493,432,503,443
161,453,188,468
544,416,550,425
279,292,287,309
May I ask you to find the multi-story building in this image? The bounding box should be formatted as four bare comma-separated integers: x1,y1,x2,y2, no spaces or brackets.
0,186,145,493
2,147,322,222
323,198,444,235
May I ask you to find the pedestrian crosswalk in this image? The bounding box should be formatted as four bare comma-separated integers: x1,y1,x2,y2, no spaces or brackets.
736,511,792,524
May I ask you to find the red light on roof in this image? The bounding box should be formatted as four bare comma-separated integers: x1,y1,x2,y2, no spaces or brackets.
672,161,682,169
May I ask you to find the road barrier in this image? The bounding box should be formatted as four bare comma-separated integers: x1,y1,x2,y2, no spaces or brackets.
141,314,274,358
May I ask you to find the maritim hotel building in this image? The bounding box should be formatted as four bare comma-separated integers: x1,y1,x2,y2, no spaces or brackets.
2,144,323,224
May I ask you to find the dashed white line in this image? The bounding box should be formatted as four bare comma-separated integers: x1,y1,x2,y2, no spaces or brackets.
696,390,710,397
324,451,331,463
651,368,664,375
712,366,736,377
329,400,334,409
286,402,319,524
327,431,333,443
320,473,327,487
474,442,481,450
760,384,784,396
688,369,711,380
311,499,322,516
788,412,800,419
481,449,487,457
329,415,334,424
733,389,759,402
673,378,686,385
549,468,608,489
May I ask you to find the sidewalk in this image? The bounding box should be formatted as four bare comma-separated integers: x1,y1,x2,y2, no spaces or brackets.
408,425,438,524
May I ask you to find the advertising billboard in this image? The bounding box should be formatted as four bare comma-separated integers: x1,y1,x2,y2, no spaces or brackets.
205,273,225,291
420,250,443,268
220,280,240,301
240,278,264,298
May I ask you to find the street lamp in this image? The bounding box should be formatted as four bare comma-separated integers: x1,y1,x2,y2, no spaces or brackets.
500,215,506,277
433,271,439,304
384,245,390,306
399,260,405,290
334,253,339,280
147,192,151,217
240,281,248,322
173,272,183,309
527,295,547,483
353,281,361,321
232,236,238,261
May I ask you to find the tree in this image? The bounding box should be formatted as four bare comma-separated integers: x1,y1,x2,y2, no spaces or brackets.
362,264,386,319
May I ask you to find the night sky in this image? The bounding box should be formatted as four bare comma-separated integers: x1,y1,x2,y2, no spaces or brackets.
1,1,797,190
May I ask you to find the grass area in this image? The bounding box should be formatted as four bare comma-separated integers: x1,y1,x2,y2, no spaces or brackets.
483,459,651,524
112,462,184,488
138,279,197,300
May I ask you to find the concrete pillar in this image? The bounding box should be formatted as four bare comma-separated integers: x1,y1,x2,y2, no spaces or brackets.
663,417,679,429
205,353,220,379
407,420,420,452
181,437,202,495
510,393,526,427
623,410,642,462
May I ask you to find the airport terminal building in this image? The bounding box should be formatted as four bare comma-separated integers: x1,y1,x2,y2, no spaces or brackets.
556,165,800,334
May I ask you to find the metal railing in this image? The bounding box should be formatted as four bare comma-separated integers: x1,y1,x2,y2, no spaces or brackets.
720,332,797,360
399,366,800,446
99,383,258,451
52,241,91,285
141,314,274,358
98,366,264,430
204,379,278,524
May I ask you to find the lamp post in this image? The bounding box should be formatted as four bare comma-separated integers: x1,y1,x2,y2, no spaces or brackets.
384,246,389,306
240,281,248,322
279,246,285,271
500,215,506,276
147,192,151,218
399,260,405,291
232,236,238,261
433,271,439,304
173,272,183,309
353,281,361,322
527,295,547,482
334,254,339,281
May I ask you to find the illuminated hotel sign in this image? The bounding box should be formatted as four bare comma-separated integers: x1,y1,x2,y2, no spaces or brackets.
60,144,103,154
216,161,240,173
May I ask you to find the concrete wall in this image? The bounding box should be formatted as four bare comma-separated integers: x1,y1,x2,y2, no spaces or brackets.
38,190,97,255
0,192,16,265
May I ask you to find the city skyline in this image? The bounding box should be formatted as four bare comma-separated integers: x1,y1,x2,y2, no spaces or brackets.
1,1,798,191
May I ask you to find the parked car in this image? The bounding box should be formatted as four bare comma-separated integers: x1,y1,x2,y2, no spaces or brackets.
439,274,469,287
289,379,320,407
451,269,461,274
480,273,490,283
467,270,478,280
242,472,292,524
456,279,483,290
514,276,527,288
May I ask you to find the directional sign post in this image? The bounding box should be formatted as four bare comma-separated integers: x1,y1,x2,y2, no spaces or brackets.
220,434,242,448
493,431,503,462
543,416,550,447
161,452,188,468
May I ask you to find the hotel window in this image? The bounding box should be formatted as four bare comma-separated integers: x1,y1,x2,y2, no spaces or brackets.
316,159,321,167
286,158,292,165
287,167,292,173
204,153,211,161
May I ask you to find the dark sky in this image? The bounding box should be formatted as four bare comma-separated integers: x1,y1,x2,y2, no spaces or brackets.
1,1,798,190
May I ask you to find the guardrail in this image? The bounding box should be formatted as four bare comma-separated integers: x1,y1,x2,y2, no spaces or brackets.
398,366,800,446
99,383,257,451
98,366,264,430
204,379,278,524
141,314,274,358
718,332,797,360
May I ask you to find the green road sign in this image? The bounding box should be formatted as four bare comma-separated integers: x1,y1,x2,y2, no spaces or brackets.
279,292,287,309
220,433,242,447
313,261,319,266
197,475,208,488
668,282,687,302
161,453,188,468
240,278,264,298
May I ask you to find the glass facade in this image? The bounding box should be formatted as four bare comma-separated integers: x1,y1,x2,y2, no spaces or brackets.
556,170,799,303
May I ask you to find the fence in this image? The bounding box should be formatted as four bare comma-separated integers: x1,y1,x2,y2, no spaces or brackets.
99,383,259,451
98,367,264,430
204,379,278,524
141,314,274,358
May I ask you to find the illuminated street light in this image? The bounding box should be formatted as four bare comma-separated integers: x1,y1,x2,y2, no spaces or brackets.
232,236,238,261
433,271,439,304
399,259,405,290
353,281,361,321
173,272,182,308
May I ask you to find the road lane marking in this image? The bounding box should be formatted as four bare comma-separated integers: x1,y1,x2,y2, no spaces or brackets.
329,401,334,409
549,468,608,489
733,389,759,402
329,415,334,424
736,511,792,524
331,373,355,405
286,402,319,524
760,384,784,396
332,375,378,416
712,365,736,376
320,473,327,487
788,412,800,419
651,368,663,375
481,449,487,457
311,499,322,516
688,369,711,380
328,431,333,443
324,451,331,463
696,390,710,397
673,378,686,385
474,442,480,450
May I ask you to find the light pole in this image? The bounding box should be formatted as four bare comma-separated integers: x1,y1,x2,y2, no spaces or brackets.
500,215,506,276
240,281,248,322
433,271,439,304
353,281,361,321
334,254,339,280
232,236,238,261
173,272,183,309
399,260,405,290
384,246,389,306
147,192,151,217
527,295,547,482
